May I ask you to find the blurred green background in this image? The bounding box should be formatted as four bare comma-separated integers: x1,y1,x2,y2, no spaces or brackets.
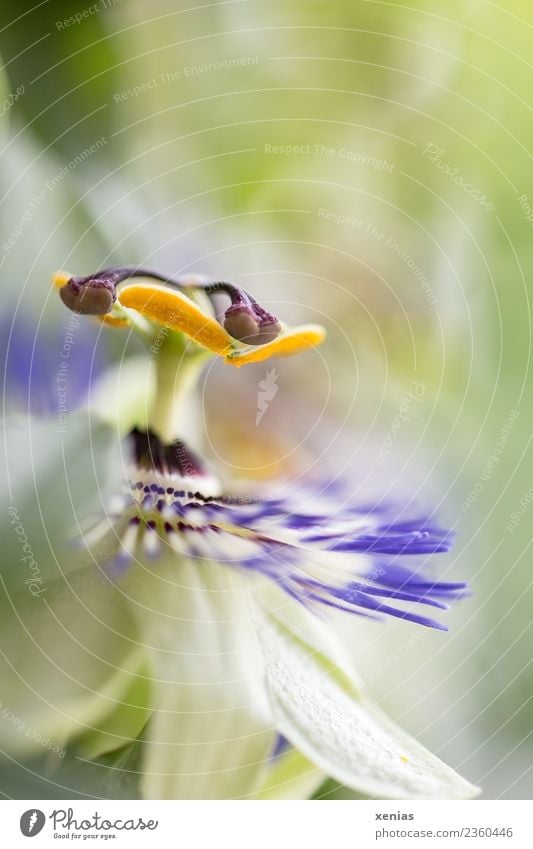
0,0,532,799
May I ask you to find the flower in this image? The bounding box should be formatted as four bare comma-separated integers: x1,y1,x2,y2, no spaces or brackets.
1,266,477,800
99,425,462,631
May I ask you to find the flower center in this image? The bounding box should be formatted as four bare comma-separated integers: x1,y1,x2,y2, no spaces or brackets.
128,427,221,499
131,427,207,478
87,428,228,573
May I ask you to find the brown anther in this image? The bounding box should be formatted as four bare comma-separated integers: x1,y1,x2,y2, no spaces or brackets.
59,278,116,315
224,307,262,344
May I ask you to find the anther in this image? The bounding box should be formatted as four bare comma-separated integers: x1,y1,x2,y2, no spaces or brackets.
59,276,116,315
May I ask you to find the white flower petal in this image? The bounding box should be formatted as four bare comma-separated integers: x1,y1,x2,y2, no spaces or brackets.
0,566,144,759
1,412,122,594
123,559,276,799
259,582,365,692
259,615,479,799
74,655,152,760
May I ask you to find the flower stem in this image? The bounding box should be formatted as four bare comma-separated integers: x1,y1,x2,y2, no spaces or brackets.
149,337,210,443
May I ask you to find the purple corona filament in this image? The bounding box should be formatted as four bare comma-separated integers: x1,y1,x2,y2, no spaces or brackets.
90,428,466,630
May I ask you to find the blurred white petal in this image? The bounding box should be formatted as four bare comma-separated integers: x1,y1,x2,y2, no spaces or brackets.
1,412,121,593
259,616,479,800
123,559,276,799
0,566,144,759
257,748,324,800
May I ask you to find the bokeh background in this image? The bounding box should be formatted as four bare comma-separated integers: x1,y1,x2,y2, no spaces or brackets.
0,0,532,799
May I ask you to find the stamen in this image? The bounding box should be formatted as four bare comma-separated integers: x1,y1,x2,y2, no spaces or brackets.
223,304,261,343
215,285,281,345
57,266,185,316
56,266,282,346
251,303,282,344
59,276,116,315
